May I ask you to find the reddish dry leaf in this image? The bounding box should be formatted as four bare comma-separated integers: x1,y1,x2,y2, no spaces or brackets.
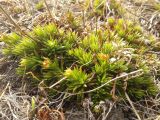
37,106,65,120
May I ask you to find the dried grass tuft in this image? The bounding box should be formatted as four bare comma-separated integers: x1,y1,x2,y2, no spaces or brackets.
0,85,31,120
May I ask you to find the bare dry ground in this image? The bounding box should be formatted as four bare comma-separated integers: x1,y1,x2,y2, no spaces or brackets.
0,0,160,120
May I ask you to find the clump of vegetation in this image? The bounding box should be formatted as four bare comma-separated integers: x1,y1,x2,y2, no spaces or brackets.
0,17,159,104
85,0,125,18
109,0,125,16
154,3,160,11
11,6,25,14
35,1,44,11
65,11,81,31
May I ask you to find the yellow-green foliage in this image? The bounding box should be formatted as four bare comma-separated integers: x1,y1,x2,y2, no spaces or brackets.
154,3,160,11
85,0,125,18
1,18,159,103
109,0,125,16
35,1,44,11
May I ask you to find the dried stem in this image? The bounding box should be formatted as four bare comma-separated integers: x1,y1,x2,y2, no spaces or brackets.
49,77,67,89
43,0,53,19
48,69,143,96
125,92,142,120
0,4,36,41
0,5,24,34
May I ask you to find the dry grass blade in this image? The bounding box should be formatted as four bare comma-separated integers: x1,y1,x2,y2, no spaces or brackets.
0,4,37,41
0,4,24,34
80,69,143,94
48,69,143,96
0,82,10,100
49,77,67,89
155,115,160,120
0,88,31,120
43,0,53,19
125,92,141,120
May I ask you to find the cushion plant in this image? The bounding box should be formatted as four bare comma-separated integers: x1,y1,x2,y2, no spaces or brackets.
0,18,159,104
